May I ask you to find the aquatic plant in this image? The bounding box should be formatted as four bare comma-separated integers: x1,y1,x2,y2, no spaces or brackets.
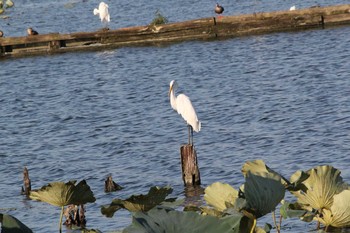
124,207,249,233
29,180,96,233
0,0,14,14
0,213,33,233
101,186,174,217
203,160,285,233
150,10,168,26
285,165,350,231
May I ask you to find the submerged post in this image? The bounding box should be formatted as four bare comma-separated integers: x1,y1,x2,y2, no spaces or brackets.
21,167,31,196
180,144,201,186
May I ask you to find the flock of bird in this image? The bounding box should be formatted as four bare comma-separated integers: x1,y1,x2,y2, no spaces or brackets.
0,1,299,39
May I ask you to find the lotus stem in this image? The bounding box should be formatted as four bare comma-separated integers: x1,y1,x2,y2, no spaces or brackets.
272,211,281,233
59,206,64,233
250,218,256,233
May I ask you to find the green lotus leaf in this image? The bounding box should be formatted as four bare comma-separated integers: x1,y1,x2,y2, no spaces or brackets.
29,180,95,232
289,165,348,211
279,200,308,219
29,180,96,207
318,189,350,228
101,186,173,217
241,160,290,188
0,213,33,233
123,207,253,233
204,182,239,212
244,172,285,218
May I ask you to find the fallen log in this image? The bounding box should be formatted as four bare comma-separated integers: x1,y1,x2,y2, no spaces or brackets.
0,4,349,58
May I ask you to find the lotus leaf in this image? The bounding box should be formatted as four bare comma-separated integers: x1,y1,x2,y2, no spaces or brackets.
318,190,350,228
244,172,285,218
241,160,289,188
29,180,96,207
101,186,173,217
204,182,239,212
0,213,33,233
123,207,253,233
279,201,308,220
290,165,347,211
29,180,95,232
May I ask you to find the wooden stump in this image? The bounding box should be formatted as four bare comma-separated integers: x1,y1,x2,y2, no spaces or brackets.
63,204,86,227
180,144,201,186
104,174,123,192
21,167,31,196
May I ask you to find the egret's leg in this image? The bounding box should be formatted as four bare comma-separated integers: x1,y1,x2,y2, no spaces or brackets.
187,125,191,145
191,126,194,145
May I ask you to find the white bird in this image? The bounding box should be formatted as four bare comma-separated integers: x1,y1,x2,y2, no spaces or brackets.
289,5,296,11
168,80,201,145
93,2,110,27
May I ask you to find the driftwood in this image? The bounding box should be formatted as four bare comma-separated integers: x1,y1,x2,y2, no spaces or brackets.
180,144,201,186
0,4,349,58
21,167,31,196
104,174,123,192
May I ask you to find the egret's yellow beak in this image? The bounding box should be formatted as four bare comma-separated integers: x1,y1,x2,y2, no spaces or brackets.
168,85,173,96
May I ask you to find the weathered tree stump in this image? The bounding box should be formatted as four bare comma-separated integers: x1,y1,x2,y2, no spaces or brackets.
180,144,201,186
63,204,86,227
21,167,31,196
104,174,123,192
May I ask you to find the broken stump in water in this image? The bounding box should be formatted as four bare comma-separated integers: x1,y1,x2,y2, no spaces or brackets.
21,167,31,196
104,174,123,192
180,144,201,186
63,204,86,227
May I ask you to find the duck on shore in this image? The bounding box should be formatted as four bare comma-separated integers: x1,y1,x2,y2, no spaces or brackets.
27,27,39,36
215,3,224,15
0,30,3,37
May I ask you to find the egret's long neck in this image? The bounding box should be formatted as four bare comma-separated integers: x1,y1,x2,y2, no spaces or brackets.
170,89,177,111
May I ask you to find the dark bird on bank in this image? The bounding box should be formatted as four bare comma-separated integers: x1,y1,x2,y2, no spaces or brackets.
0,30,3,37
215,3,224,14
27,27,39,36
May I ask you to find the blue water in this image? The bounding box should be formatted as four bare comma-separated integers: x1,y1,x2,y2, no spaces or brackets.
1,0,350,232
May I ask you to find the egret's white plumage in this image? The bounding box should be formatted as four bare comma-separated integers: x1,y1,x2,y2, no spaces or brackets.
289,5,296,11
169,80,201,144
94,2,110,23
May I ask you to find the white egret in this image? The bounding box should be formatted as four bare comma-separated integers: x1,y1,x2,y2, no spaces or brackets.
168,80,201,145
215,3,224,15
93,2,110,28
289,5,296,11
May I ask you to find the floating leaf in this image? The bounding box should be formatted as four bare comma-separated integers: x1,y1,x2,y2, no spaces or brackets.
0,213,33,233
204,182,239,212
244,172,285,218
289,165,348,211
123,207,253,233
101,186,173,217
319,190,350,228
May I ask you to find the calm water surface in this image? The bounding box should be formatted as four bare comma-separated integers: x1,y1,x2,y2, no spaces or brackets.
1,0,350,232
